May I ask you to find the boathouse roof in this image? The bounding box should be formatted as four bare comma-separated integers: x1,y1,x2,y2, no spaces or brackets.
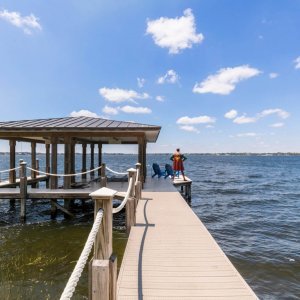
0,116,161,144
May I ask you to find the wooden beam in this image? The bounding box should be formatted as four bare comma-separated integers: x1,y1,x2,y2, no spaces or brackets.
31,142,37,187
64,137,72,189
90,143,95,178
98,143,102,177
45,143,50,188
50,139,58,218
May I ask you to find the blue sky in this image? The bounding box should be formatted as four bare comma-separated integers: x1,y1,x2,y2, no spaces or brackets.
0,0,300,153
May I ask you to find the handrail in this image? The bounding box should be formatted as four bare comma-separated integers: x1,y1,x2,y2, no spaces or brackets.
105,166,127,176
60,209,104,300
112,177,133,214
26,165,102,177
0,166,21,173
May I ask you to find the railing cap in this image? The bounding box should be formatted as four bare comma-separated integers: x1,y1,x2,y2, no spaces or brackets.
89,187,117,198
127,168,136,173
135,163,141,167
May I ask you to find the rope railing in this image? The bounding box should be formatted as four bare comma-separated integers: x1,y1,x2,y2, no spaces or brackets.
105,166,127,176
112,177,133,214
26,165,102,177
60,209,104,300
0,166,21,174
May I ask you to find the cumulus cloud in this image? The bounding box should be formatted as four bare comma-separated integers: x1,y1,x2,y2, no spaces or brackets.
99,87,150,103
224,109,238,119
156,95,164,102
146,8,204,54
137,77,145,88
233,115,257,124
236,132,257,137
294,56,300,69
102,105,118,115
118,105,152,114
157,70,179,84
0,9,42,34
258,108,290,119
176,115,216,125
270,122,284,128
179,125,200,133
269,72,279,79
193,65,261,95
232,108,290,125
70,110,99,118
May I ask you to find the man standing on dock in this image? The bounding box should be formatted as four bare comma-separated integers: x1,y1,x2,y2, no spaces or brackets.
170,148,187,181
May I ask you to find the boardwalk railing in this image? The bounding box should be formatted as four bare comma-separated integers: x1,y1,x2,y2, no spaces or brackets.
57,164,142,300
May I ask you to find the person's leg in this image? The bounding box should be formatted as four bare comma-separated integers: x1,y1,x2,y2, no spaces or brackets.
181,170,186,181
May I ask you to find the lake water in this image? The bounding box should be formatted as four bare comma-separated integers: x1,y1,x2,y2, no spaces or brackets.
0,153,299,299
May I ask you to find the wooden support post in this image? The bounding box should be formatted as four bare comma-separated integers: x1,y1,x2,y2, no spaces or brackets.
9,139,16,184
143,141,147,181
20,161,27,222
50,140,58,218
100,163,107,187
126,168,136,235
98,143,102,178
31,142,37,188
71,141,76,184
109,254,117,300
82,143,87,181
35,159,40,188
45,143,50,188
90,143,95,179
135,163,142,204
89,187,117,300
138,136,146,183
64,137,72,189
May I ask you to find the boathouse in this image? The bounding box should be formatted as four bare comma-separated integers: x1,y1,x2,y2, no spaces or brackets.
0,115,161,187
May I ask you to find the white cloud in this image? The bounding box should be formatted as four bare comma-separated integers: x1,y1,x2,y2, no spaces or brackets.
294,56,300,69
0,9,42,34
102,105,118,115
236,132,257,137
99,87,150,103
176,115,216,125
233,115,257,124
119,105,152,114
224,109,238,119
146,8,204,54
179,125,200,133
137,77,145,88
259,108,290,119
193,65,261,95
70,110,99,118
270,122,284,128
156,95,164,102
269,72,279,79
206,125,214,128
157,70,179,84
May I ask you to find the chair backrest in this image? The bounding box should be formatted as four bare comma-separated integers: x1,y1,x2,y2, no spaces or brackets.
165,164,174,176
152,163,162,175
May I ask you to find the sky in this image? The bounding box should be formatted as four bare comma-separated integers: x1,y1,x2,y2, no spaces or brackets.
0,0,300,153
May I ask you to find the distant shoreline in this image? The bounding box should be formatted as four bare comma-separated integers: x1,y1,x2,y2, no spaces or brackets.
1,152,300,156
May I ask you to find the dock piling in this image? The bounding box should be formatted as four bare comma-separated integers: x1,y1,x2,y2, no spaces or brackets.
20,161,27,222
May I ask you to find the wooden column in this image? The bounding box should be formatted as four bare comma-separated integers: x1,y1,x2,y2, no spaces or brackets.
9,139,16,184
64,137,72,189
90,143,95,179
138,136,146,183
71,140,76,184
82,143,87,181
135,163,142,203
101,163,107,187
89,187,118,300
31,142,37,188
143,141,147,181
45,143,50,188
50,139,58,218
98,143,102,177
20,161,27,222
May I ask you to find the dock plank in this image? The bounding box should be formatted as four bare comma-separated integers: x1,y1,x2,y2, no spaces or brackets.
117,179,257,299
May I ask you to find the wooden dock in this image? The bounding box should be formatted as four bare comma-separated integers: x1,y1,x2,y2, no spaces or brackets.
117,178,257,299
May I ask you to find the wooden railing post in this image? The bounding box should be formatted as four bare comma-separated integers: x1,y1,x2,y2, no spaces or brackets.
126,168,136,236
135,163,142,204
101,163,107,187
20,161,27,222
35,159,40,188
89,187,117,300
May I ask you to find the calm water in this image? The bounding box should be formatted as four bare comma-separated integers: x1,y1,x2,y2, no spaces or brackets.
0,153,300,299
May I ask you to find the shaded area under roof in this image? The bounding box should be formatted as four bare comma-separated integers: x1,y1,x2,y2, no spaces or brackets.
0,116,161,144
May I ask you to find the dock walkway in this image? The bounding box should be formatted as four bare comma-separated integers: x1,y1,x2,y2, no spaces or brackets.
117,178,257,299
